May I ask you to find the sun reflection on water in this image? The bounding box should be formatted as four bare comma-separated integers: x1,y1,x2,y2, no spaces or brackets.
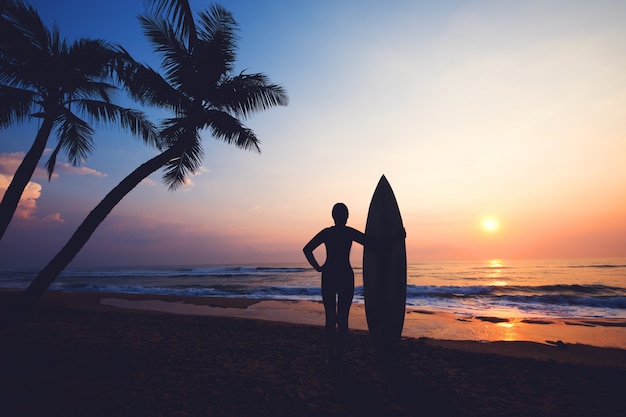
488,259,504,268
487,259,507,286
496,320,519,341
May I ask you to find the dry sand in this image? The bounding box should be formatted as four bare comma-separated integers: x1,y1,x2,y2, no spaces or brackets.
1,291,625,416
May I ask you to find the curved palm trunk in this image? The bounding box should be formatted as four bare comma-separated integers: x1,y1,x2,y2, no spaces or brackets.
0,117,55,241
2,146,179,328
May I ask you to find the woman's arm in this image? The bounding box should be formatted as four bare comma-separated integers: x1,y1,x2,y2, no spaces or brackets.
303,230,326,272
350,227,406,248
349,227,368,246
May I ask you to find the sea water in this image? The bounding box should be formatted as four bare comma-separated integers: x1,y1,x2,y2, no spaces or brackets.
1,258,625,321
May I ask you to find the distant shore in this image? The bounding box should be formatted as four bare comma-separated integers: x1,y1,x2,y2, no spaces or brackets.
1,289,625,416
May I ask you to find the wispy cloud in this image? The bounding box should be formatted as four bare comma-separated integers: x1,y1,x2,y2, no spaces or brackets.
0,152,24,175
181,166,210,190
1,152,106,179
42,212,65,223
56,162,107,177
140,177,158,186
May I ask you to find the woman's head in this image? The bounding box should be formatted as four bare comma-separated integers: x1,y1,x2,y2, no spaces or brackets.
332,203,349,225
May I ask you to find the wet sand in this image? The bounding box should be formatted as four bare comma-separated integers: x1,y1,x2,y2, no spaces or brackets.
96,291,626,350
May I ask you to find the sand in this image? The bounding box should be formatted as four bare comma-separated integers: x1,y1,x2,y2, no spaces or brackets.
1,290,626,417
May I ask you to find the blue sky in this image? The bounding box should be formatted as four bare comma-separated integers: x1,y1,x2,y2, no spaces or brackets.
1,0,625,268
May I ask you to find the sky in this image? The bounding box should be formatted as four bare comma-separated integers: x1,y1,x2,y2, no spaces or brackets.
1,0,625,268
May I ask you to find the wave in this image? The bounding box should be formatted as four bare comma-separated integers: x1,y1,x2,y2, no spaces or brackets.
501,284,625,296
567,264,626,269
50,281,625,311
498,294,626,310
51,281,324,300
406,285,495,298
406,284,626,310
54,266,309,280
470,266,517,270
407,283,625,296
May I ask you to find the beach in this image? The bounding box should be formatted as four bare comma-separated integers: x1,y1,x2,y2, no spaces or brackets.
1,290,626,417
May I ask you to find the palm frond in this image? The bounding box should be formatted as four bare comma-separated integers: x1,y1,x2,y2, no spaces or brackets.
159,117,186,146
76,100,161,148
0,1,50,90
54,110,95,167
0,63,28,90
192,5,238,85
48,21,66,58
160,125,204,190
138,14,191,89
72,80,116,104
118,59,182,111
204,109,261,153
196,4,236,39
0,84,35,128
59,41,123,104
145,0,197,48
190,34,233,88
1,0,49,54
67,38,119,80
196,4,238,58
45,139,63,180
216,73,288,118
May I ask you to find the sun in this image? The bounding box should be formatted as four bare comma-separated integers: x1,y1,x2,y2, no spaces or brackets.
481,217,500,232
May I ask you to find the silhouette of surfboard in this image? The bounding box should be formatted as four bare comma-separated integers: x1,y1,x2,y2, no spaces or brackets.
363,175,407,360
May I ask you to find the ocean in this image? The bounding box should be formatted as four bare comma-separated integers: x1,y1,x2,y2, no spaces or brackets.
1,258,625,322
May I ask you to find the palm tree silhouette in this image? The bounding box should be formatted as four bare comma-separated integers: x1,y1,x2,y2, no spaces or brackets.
0,0,158,241
4,0,288,325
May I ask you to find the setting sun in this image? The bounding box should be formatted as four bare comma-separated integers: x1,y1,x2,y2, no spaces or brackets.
482,217,500,232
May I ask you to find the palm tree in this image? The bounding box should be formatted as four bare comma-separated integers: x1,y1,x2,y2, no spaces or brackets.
3,0,287,325
0,0,158,241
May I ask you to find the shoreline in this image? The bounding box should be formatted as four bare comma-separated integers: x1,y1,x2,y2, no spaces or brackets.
2,289,626,416
40,289,626,350
3,289,626,366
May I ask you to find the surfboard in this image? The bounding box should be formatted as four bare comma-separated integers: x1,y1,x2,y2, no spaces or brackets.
363,175,407,360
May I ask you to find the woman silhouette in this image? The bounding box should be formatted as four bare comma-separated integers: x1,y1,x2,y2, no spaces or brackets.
303,203,376,365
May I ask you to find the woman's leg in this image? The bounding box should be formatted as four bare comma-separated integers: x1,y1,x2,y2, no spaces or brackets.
321,276,337,360
336,276,354,359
